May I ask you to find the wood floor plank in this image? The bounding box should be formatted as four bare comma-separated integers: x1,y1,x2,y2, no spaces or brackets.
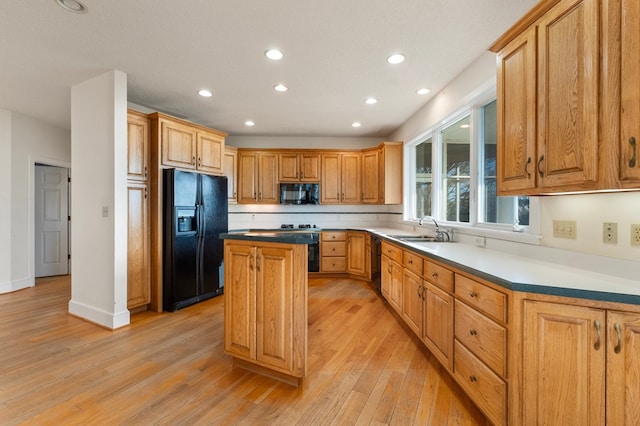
0,275,486,425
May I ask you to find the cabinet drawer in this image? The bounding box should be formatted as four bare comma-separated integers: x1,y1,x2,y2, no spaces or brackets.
454,340,506,426
321,257,346,272
423,261,453,292
455,274,507,324
381,241,403,264
403,250,423,275
455,300,506,377
321,241,346,256
322,231,346,242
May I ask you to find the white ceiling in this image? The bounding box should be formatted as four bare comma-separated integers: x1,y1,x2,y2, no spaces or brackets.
0,0,537,138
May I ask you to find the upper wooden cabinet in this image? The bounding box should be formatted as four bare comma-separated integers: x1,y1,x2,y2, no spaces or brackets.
237,150,278,204
126,110,149,182
620,0,640,185
150,112,227,175
278,152,320,182
320,152,361,204
223,147,238,204
492,0,600,195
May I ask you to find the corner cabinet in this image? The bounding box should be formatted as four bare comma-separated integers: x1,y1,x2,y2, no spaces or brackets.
126,110,150,310
224,240,308,384
237,150,279,204
362,142,403,204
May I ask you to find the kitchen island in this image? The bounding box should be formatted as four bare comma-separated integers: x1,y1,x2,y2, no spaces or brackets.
220,231,313,386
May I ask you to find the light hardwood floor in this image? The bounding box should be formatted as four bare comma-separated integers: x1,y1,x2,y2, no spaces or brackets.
0,275,487,425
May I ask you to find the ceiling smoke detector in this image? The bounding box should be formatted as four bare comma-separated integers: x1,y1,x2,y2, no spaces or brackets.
55,0,87,13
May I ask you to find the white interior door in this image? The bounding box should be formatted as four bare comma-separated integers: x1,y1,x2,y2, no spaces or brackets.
35,165,69,277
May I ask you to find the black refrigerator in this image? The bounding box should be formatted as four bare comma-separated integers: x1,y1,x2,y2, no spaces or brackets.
163,169,228,311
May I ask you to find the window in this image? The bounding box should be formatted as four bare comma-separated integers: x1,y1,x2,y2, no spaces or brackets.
408,98,529,229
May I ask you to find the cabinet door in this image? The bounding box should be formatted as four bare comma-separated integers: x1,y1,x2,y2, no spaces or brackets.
537,0,599,190
256,245,293,371
237,152,257,203
389,261,403,314
496,27,537,194
224,243,256,359
196,130,224,174
127,112,149,182
127,182,150,309
620,0,640,182
223,148,238,204
278,153,299,182
299,153,320,182
422,281,453,370
161,120,197,169
346,232,367,276
523,301,605,425
380,143,403,204
362,149,380,203
402,269,423,335
257,153,278,203
321,153,341,204
381,255,392,299
606,311,640,426
341,153,361,203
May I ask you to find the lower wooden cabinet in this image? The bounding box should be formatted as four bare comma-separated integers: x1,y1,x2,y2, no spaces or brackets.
320,232,346,273
126,182,150,309
224,240,307,381
346,231,369,278
422,281,454,370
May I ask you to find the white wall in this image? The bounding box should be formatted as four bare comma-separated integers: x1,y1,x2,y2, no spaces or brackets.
0,110,71,294
69,70,129,329
390,51,640,262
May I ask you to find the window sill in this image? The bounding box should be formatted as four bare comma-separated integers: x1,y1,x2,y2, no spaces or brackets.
403,220,542,246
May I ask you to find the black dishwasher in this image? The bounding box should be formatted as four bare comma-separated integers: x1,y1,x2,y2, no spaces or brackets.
370,236,381,292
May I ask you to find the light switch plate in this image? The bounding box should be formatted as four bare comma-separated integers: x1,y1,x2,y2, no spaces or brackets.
553,220,577,239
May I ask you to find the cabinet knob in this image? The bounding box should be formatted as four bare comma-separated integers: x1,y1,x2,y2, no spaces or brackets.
469,375,478,383
408,259,413,265
470,291,478,298
469,329,477,336
431,272,438,278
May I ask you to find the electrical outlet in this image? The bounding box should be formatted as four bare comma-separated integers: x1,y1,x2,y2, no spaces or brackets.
603,222,617,244
631,224,640,246
475,237,486,247
553,220,577,239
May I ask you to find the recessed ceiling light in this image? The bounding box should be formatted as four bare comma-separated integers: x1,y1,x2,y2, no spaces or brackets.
244,120,255,127
365,98,378,105
387,54,405,65
416,88,431,95
460,124,470,128
352,122,362,128
274,84,288,92
55,0,87,13
265,49,284,61
198,89,213,97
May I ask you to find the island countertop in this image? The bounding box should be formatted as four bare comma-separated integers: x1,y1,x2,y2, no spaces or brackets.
220,230,316,245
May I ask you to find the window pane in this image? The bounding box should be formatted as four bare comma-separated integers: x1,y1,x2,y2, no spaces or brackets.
482,100,529,226
415,138,432,218
442,116,470,222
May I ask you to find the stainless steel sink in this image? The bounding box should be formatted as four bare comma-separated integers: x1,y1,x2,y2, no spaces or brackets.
388,235,441,242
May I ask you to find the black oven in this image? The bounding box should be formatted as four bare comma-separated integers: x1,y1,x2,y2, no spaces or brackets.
307,233,320,272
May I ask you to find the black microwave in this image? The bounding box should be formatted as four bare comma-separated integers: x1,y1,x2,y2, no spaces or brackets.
279,183,319,205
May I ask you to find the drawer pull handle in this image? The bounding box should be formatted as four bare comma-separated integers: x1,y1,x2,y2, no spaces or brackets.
417,284,423,299
630,137,637,168
594,320,601,350
469,329,477,336
431,272,438,278
525,156,531,178
470,291,478,298
408,259,413,265
469,375,478,383
614,322,622,354
537,155,544,177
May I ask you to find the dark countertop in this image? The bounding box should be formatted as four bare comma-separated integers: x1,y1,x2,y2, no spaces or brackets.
220,230,317,245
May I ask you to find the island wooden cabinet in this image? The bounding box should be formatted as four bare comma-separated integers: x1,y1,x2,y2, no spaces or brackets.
278,152,320,182
492,0,601,194
521,298,640,425
224,240,307,383
126,110,150,310
320,152,361,204
152,113,226,175
237,150,278,204
223,146,238,204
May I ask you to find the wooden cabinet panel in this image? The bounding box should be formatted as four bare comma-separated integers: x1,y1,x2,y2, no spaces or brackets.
381,241,403,264
496,27,537,194
127,182,150,309
346,232,367,277
320,153,340,203
238,152,257,203
278,153,320,182
238,151,278,204
224,243,256,360
223,147,238,204
196,130,224,174
321,257,346,272
127,111,149,182
454,340,507,426
522,300,605,425
455,300,506,377
380,142,403,204
320,152,361,204
422,281,454,370
362,149,380,203
257,152,278,203
161,120,197,170
606,310,640,426
341,153,361,204
455,274,506,324
403,250,423,276
322,231,346,242
402,269,422,335
381,253,403,314
321,241,345,257
320,231,346,273
423,260,454,293
620,0,640,182
536,0,599,190
299,153,320,182
278,153,299,182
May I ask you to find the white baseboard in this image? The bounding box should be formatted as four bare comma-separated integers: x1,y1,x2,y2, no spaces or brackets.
68,299,130,329
0,277,33,294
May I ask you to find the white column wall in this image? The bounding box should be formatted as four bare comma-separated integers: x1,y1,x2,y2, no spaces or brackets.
69,70,129,329
0,110,12,290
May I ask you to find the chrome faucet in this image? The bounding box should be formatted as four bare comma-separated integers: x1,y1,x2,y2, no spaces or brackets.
418,216,451,242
